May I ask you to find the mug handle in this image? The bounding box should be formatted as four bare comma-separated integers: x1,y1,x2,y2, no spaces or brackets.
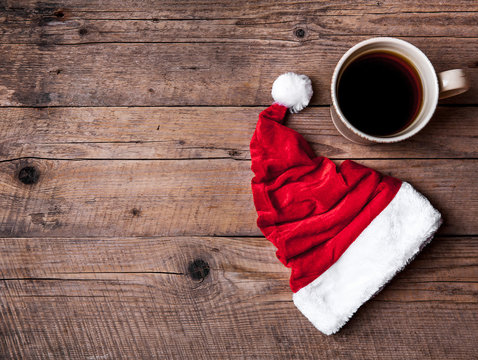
438,69,470,99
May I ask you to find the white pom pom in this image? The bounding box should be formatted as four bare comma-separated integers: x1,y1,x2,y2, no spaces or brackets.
271,72,313,113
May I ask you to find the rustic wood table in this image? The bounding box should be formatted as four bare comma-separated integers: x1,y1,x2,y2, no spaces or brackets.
1,1,477,359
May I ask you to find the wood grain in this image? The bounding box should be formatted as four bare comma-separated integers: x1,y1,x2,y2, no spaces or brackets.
0,106,476,160
0,158,476,237
0,236,475,281
2,0,478,20
0,38,476,107
0,236,477,359
2,10,478,45
1,0,477,358
0,236,477,299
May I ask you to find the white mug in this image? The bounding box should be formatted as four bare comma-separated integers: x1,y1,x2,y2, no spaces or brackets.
330,37,469,144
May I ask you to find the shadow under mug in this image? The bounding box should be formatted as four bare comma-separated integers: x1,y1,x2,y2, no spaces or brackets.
330,37,470,144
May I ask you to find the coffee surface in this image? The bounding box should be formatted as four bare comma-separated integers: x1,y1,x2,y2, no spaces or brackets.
337,51,422,136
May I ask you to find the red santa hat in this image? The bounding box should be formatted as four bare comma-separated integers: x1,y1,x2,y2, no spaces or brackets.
250,72,442,335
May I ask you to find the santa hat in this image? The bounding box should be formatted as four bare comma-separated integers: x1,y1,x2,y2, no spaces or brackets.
250,73,442,335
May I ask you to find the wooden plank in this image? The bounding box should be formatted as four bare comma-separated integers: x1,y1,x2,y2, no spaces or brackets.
0,106,476,160
0,236,477,359
2,291,476,360
0,159,476,237
2,0,478,21
0,38,476,107
0,236,477,292
2,11,478,45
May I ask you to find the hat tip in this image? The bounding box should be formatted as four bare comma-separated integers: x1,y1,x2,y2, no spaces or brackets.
271,72,313,113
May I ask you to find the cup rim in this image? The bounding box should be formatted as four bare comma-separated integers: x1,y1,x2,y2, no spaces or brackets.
331,37,439,143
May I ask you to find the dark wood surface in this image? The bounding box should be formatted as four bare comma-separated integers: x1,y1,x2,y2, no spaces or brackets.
0,1,477,359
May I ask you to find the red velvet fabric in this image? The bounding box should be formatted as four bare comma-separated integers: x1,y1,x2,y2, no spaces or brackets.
250,103,402,292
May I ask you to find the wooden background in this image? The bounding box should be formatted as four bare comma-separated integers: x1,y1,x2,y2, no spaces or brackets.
0,1,477,359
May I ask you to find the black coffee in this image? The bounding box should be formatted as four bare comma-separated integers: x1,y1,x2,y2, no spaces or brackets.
337,51,423,136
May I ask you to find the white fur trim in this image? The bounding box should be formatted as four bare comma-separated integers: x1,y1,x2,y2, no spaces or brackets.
293,182,442,335
271,72,313,113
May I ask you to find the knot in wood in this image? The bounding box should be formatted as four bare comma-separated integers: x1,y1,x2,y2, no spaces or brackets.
18,166,40,185
295,28,306,38
188,259,210,281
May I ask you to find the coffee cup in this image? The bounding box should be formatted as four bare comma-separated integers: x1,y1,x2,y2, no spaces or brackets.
330,37,469,144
